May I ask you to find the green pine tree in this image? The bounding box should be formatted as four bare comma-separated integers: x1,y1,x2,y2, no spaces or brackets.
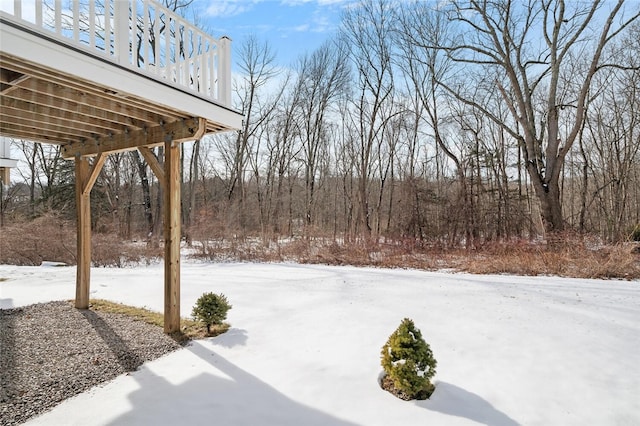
381,318,437,400
192,292,232,334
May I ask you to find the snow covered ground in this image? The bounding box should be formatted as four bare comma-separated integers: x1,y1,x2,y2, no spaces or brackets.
1,262,638,425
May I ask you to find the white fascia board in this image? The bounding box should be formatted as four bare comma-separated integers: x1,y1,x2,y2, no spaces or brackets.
0,158,18,168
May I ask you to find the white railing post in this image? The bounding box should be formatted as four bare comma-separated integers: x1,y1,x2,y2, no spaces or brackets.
55,0,62,35
73,1,80,42
13,0,21,19
35,0,43,27
88,0,96,49
219,36,231,106
114,0,130,65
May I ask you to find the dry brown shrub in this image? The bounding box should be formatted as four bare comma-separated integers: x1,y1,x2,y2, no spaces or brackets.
275,238,310,262
0,213,76,265
574,244,640,279
465,250,548,276
0,215,162,267
92,233,162,267
186,233,639,279
462,237,640,279
309,240,379,266
268,235,640,280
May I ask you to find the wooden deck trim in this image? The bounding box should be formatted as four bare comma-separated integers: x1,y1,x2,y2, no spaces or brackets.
61,117,206,159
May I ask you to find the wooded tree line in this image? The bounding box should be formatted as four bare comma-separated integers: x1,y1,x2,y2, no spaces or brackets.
2,0,639,247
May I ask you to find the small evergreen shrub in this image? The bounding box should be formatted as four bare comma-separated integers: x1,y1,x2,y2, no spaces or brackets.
381,318,437,400
192,292,232,333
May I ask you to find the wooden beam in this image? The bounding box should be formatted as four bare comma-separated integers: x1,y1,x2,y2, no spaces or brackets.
4,75,172,124
82,153,107,196
61,117,205,159
0,123,75,144
0,74,30,95
138,146,165,191
164,137,181,333
3,87,153,129
1,115,95,139
192,117,207,141
75,156,91,309
0,68,24,84
1,97,128,133
1,56,188,121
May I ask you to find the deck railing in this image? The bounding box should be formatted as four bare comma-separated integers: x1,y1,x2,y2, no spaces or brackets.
1,0,231,106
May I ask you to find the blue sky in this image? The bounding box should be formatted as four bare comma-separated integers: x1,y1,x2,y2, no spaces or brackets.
191,0,354,67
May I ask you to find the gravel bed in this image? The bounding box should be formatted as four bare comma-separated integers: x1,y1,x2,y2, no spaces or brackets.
0,301,183,425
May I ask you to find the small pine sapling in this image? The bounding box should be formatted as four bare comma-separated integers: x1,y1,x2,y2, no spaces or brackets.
381,318,437,400
192,292,232,334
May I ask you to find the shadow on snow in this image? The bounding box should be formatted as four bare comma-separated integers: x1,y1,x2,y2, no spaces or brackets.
421,381,520,426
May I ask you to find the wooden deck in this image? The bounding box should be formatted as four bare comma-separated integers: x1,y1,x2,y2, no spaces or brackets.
0,0,243,332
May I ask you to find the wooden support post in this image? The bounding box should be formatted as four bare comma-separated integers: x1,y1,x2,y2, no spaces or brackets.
0,168,9,185
164,138,181,333
75,156,91,309
74,154,106,309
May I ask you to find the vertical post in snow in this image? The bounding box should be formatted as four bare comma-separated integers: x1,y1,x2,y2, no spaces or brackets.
75,156,91,309
164,137,181,333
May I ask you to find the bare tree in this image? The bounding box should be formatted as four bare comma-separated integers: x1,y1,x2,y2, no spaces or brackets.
581,38,640,241
294,40,350,229
15,141,63,217
432,0,639,234
225,35,279,205
396,2,480,246
341,0,397,238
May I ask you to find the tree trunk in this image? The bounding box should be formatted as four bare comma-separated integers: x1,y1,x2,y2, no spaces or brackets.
132,151,154,241
533,178,564,234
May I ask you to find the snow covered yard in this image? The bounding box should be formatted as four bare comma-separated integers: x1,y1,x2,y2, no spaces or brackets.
1,262,638,425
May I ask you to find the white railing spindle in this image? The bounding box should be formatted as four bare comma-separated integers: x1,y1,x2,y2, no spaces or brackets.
13,0,21,19
143,1,150,70
54,0,61,35
213,46,217,97
197,38,204,94
130,0,136,64
35,0,42,27
73,1,79,42
165,14,171,80
104,0,111,55
153,6,160,72
89,0,95,49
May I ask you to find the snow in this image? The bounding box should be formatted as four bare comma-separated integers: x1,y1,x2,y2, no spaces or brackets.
1,262,639,425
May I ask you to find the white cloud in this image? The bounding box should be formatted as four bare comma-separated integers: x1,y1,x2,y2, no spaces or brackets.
205,1,253,18
310,13,332,33
279,0,313,5
317,0,351,4
293,23,310,31
280,0,351,6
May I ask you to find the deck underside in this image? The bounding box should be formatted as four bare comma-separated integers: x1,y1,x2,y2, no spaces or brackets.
0,17,242,158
